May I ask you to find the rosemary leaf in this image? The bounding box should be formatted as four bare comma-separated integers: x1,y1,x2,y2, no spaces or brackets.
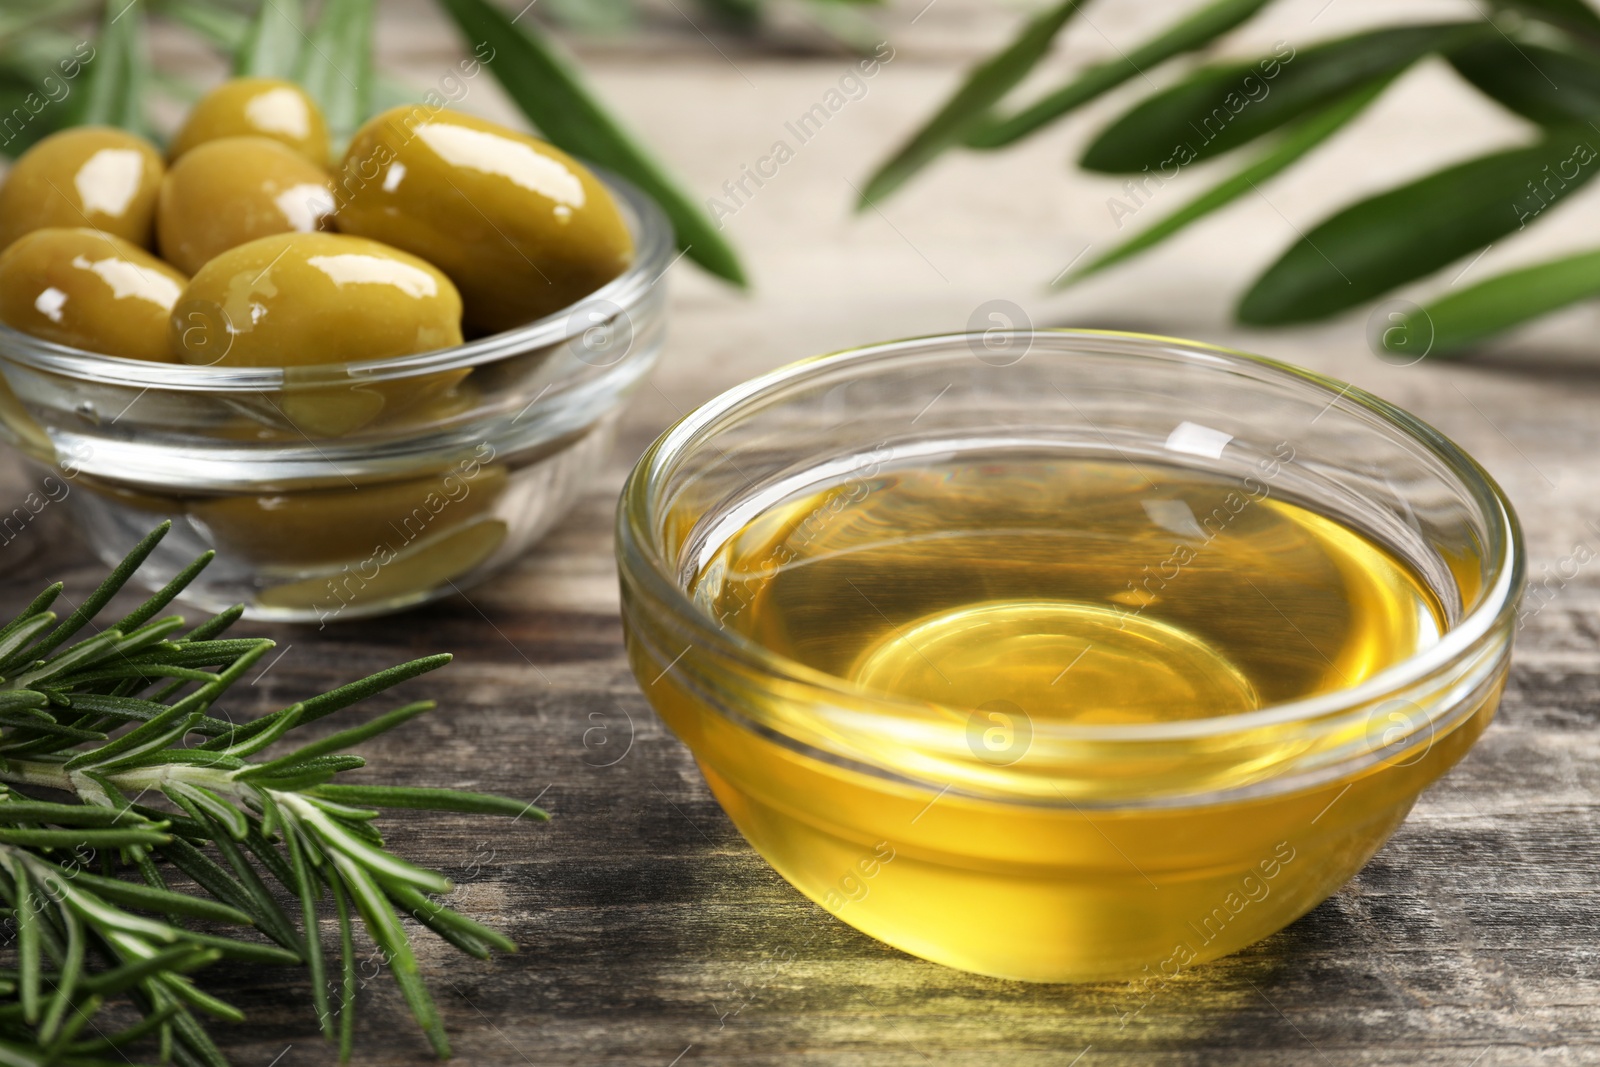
0,529,535,1062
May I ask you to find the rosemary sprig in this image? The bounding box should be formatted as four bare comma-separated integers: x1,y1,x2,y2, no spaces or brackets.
0,523,544,1064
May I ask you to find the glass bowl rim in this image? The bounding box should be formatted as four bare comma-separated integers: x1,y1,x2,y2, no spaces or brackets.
617,328,1525,744
0,169,673,392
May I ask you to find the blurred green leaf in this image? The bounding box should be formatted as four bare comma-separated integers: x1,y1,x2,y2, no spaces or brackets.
151,69,204,104
1239,129,1600,324
543,0,635,33
1450,37,1600,124
152,0,249,51
697,0,763,33
65,0,148,135
234,0,303,77
434,0,747,286
1400,248,1600,354
1081,22,1487,173
859,0,1084,205
370,72,431,112
1492,0,1600,42
966,0,1273,150
0,73,72,158
293,0,374,145
0,0,96,41
1062,75,1391,287
801,0,884,54
0,26,89,81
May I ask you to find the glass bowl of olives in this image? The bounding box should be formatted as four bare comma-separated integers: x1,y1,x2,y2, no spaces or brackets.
0,81,671,623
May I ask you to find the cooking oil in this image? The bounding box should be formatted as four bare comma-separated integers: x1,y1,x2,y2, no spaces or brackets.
655,450,1492,981
694,454,1443,728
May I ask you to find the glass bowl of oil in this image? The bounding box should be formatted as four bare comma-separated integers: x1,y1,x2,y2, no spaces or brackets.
616,329,1523,982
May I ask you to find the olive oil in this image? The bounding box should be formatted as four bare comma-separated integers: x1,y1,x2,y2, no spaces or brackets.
646,451,1491,981
694,455,1443,729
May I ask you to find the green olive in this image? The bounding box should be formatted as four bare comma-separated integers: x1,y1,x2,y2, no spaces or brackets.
169,77,330,167
253,519,507,616
191,460,507,570
334,107,633,335
76,475,183,516
0,128,164,251
171,231,465,435
0,228,186,361
157,136,334,275
171,231,462,368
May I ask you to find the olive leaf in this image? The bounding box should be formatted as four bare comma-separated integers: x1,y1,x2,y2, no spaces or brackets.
1238,130,1600,324
0,0,96,40
294,0,375,146
433,0,748,287
154,0,249,52
0,28,85,156
1492,0,1600,43
697,0,764,32
853,0,1600,349
1080,22,1488,173
1395,249,1600,356
1061,74,1392,287
965,0,1273,151
64,0,148,134
0,72,64,157
1449,37,1600,125
234,0,302,78
543,0,636,33
802,0,887,55
857,0,1085,205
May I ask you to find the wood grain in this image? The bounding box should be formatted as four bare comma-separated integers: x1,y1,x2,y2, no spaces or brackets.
7,0,1600,1062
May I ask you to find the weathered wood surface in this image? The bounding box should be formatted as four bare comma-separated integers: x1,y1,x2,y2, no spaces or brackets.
6,0,1600,1062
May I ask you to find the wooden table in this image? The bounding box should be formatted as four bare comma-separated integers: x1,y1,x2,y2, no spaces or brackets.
6,0,1600,1062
